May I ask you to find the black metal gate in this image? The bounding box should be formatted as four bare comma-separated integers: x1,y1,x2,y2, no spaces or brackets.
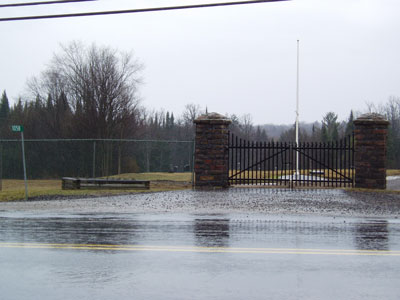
228,133,354,188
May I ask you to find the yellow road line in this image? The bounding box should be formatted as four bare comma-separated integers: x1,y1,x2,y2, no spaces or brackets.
2,242,400,253
0,242,400,256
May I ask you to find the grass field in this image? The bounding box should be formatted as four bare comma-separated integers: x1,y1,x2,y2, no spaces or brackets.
0,172,192,202
109,172,192,182
387,169,400,176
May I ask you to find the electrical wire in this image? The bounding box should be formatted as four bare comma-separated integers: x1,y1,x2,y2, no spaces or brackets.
0,0,97,8
0,138,194,143
0,0,290,22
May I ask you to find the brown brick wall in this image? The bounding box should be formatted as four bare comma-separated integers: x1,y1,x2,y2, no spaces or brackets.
354,114,389,189
194,113,231,189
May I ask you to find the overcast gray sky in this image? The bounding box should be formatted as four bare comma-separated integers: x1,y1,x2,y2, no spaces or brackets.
1,0,399,125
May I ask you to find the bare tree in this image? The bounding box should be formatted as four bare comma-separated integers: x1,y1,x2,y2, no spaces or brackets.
240,114,254,139
182,103,203,125
29,41,143,139
180,103,204,139
27,41,143,176
380,97,400,168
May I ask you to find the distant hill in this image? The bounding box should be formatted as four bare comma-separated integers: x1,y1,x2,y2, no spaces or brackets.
259,122,320,139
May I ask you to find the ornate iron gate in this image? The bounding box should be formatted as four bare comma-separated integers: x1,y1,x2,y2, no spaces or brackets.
228,133,354,188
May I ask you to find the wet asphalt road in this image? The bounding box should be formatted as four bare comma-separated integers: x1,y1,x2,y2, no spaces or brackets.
1,209,400,300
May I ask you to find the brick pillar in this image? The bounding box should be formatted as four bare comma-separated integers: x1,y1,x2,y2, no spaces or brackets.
354,113,389,189
194,113,231,189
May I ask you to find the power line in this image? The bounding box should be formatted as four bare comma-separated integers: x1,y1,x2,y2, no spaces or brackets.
0,138,194,143
0,0,97,8
0,0,290,22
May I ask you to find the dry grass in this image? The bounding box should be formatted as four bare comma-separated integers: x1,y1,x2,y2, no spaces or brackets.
387,169,400,176
0,172,192,202
108,172,192,182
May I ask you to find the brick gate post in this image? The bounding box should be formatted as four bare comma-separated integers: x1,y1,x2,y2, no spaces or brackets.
354,113,390,189
193,113,231,189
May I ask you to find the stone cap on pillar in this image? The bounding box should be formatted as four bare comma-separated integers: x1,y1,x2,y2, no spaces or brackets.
193,112,232,125
354,113,389,126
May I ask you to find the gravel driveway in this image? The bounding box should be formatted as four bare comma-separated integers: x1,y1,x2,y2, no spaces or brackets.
1,188,399,218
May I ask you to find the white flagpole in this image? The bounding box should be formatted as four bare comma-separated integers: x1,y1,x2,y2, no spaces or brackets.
295,39,300,177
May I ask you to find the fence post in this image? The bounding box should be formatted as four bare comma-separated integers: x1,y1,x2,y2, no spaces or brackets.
92,141,96,178
0,143,2,191
191,140,195,187
354,113,389,189
145,141,150,172
193,112,231,189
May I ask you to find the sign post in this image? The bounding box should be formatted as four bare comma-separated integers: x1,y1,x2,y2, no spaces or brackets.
11,125,28,201
0,143,2,191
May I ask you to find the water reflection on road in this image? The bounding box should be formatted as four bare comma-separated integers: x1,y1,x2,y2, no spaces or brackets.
1,213,399,251
355,220,389,251
0,213,400,300
194,218,230,247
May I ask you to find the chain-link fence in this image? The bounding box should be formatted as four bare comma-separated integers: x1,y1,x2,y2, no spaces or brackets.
0,139,194,180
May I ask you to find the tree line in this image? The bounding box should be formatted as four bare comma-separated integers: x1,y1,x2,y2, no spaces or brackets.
0,42,399,178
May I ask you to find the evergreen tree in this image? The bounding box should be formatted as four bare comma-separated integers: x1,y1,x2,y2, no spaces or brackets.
14,98,23,114
321,124,328,142
165,111,170,129
310,122,321,142
345,110,354,137
254,126,268,141
321,112,339,142
0,90,10,120
34,94,42,110
46,93,54,110
170,112,175,128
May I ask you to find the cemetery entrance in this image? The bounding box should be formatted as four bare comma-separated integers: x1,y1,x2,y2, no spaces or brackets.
228,133,355,188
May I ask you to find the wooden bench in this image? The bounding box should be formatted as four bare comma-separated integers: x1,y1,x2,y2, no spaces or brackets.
62,177,150,190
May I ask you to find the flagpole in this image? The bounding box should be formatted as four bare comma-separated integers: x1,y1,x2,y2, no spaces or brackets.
295,39,300,177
